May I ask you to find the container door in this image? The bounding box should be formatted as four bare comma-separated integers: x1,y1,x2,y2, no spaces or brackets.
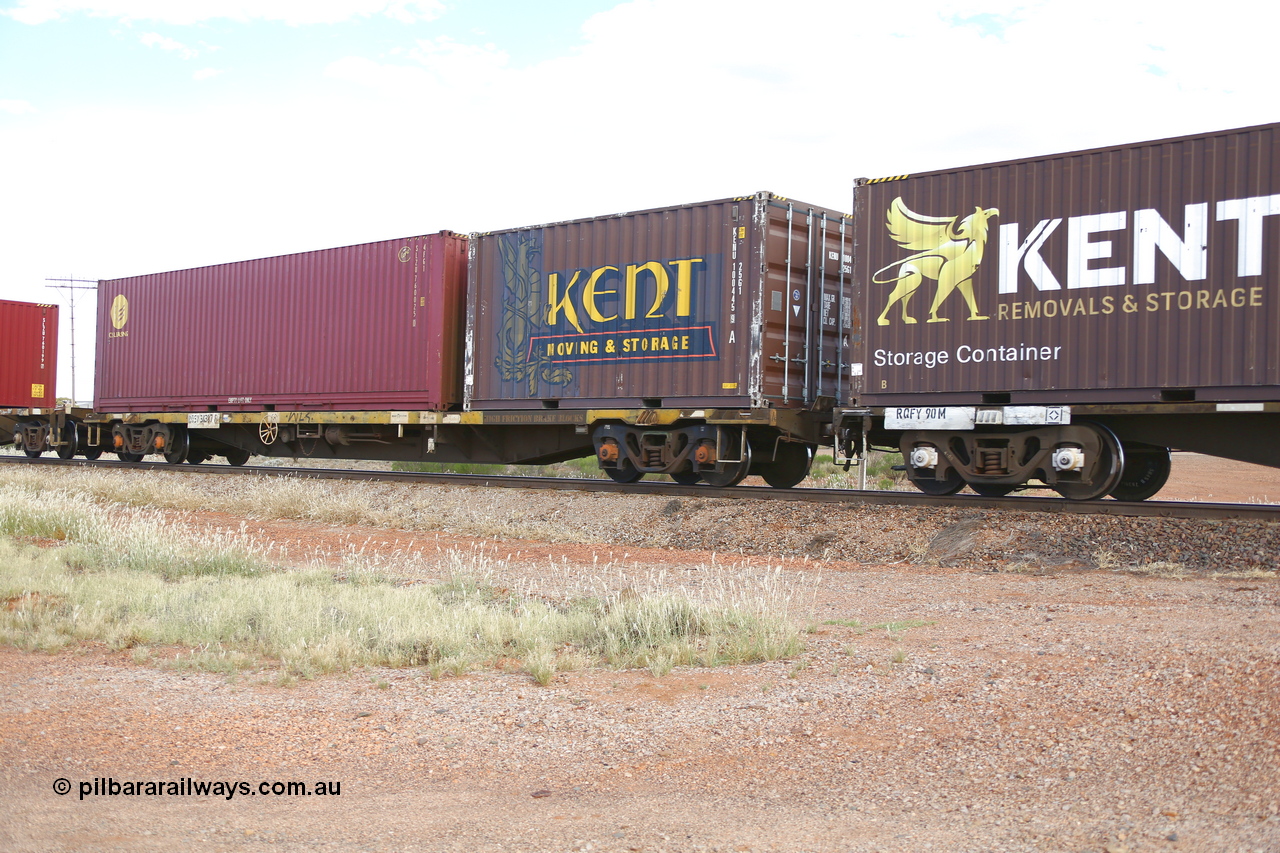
810,211,855,403
758,197,852,407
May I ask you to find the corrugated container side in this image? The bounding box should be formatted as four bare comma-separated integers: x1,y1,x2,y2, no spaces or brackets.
466,194,852,409
854,122,1280,405
0,299,58,408
95,233,468,412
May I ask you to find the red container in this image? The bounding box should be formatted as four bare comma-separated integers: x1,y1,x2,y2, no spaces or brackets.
466,193,853,409
95,233,468,412
0,299,58,408
853,122,1280,406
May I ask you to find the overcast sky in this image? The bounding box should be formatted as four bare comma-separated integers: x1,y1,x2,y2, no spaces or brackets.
1,0,1276,400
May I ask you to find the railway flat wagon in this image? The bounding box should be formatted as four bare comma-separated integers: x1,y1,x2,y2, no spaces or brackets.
467,192,855,485
843,122,1280,500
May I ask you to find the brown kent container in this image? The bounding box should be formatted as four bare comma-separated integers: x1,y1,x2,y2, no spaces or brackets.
0,299,58,408
95,233,468,412
854,122,1280,406
466,192,853,410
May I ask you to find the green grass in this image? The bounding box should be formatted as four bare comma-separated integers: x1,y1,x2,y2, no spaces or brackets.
823,617,933,631
823,617,934,642
0,481,810,682
867,618,934,634
1,542,805,681
806,450,906,490
0,463,598,542
0,484,270,579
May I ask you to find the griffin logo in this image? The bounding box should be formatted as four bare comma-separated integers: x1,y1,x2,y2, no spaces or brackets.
110,295,129,330
874,197,999,325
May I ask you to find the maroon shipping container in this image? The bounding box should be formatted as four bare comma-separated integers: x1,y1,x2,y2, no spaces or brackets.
95,233,468,412
466,193,853,410
854,122,1280,406
0,299,58,408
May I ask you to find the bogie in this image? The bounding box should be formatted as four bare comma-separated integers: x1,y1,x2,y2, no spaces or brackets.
590,422,809,488
900,422,1130,501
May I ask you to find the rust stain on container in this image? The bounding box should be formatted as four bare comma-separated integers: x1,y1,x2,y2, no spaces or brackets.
95,233,468,412
0,299,59,408
466,192,854,410
854,122,1280,406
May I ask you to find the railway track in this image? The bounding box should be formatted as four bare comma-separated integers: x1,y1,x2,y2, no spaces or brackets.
4,455,1278,523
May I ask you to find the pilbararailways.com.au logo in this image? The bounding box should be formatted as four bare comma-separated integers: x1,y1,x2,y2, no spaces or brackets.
54,776,342,800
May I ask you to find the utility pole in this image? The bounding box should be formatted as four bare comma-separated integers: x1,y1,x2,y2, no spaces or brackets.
45,277,97,406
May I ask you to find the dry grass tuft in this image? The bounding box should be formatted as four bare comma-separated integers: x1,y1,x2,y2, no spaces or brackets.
0,480,814,683
1125,561,1190,578
0,465,600,543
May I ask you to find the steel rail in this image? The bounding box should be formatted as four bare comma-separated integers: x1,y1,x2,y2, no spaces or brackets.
3,455,1278,523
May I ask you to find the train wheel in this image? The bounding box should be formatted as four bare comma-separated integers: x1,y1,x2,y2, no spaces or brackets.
1053,423,1124,501
163,429,189,465
23,447,43,459
118,451,144,463
669,469,702,485
1108,445,1172,502
603,459,644,483
969,483,1016,497
82,447,103,460
55,424,79,460
223,447,251,467
702,441,752,487
909,468,965,495
186,450,208,465
758,442,815,489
